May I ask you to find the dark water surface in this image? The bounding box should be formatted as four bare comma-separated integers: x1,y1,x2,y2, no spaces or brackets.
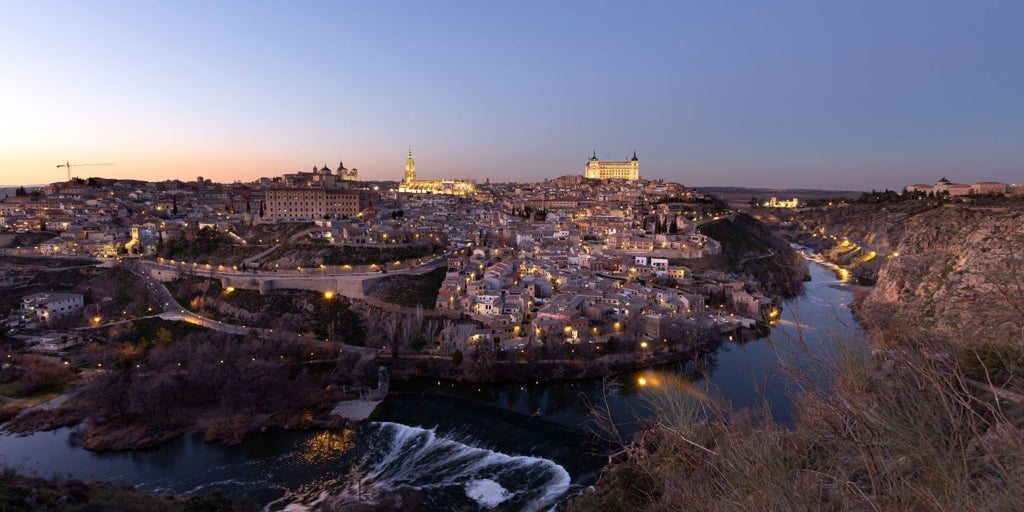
0,262,863,510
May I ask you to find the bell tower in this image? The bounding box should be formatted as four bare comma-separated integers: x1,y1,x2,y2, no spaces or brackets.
404,147,417,183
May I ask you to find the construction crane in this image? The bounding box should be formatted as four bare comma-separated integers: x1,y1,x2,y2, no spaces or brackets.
57,161,114,181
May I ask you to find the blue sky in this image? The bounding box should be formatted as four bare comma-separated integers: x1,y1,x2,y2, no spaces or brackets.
1,0,1022,190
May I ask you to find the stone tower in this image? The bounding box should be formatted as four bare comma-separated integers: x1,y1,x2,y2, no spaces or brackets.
404,147,417,183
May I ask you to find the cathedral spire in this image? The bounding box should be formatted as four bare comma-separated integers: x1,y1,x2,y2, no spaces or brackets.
631,149,638,161
404,147,417,183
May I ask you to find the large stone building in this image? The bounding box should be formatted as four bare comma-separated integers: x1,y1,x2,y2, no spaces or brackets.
339,160,358,181
264,187,377,221
584,151,640,180
282,161,358,188
265,159,376,220
398,149,476,196
906,177,1024,197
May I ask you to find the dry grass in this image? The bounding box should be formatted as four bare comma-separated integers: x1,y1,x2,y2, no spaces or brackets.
572,334,1024,512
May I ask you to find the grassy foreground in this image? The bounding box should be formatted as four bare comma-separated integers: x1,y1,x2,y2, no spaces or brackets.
570,334,1024,511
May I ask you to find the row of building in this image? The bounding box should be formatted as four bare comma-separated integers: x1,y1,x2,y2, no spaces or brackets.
907,177,1024,197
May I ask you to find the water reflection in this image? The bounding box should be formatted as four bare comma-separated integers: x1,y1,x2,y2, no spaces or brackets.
301,429,357,463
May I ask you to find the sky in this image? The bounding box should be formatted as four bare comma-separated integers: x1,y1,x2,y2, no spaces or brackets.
1,1,1022,190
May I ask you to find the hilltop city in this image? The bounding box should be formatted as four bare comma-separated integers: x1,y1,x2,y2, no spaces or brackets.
0,151,780,354
2,149,1024,510
3,151,1022,358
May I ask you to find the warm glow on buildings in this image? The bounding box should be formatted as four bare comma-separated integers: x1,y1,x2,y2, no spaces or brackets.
398,148,476,196
584,150,640,180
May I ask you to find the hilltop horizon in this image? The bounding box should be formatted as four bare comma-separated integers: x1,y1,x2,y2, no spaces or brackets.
3,2,1023,189
1,178,874,196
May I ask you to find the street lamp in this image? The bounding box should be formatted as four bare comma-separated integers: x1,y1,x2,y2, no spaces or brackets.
324,291,335,343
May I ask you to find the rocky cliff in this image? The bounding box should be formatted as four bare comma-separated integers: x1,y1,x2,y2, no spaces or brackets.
781,203,1024,344
859,205,1024,344
771,202,946,284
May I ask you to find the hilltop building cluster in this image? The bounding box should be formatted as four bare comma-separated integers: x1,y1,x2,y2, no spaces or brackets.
2,149,780,351
763,197,799,208
907,177,1024,197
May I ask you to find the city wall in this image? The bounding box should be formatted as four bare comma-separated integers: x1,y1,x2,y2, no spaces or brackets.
143,261,396,299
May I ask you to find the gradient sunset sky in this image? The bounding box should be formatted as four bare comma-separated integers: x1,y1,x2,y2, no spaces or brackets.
2,1,1022,190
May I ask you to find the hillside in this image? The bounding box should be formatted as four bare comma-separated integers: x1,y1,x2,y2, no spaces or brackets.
780,202,1024,343
572,203,1024,512
860,205,1024,344
697,213,809,296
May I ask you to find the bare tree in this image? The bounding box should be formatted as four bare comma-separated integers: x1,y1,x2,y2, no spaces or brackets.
382,312,401,356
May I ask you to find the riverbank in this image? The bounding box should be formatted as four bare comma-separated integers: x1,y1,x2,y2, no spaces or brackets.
2,334,721,452
570,283,1024,511
0,469,242,512
3,389,351,451
381,338,721,383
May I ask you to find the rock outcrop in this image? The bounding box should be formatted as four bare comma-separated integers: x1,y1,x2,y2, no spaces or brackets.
860,205,1024,343
784,203,1024,344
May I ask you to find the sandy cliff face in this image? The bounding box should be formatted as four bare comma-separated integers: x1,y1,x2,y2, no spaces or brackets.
858,205,1024,343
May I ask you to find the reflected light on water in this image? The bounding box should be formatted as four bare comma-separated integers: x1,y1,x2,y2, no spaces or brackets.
635,370,712,404
301,429,357,463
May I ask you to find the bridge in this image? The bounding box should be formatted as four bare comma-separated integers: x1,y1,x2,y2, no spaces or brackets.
139,258,446,299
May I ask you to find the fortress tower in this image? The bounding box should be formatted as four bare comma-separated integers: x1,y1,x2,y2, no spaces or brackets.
584,150,640,180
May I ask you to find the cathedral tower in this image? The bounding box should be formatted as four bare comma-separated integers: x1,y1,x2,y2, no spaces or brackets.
404,147,417,183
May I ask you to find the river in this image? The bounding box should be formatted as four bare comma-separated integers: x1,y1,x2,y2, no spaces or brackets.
0,262,864,511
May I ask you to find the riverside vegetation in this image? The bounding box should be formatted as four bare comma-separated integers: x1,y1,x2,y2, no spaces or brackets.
572,202,1024,511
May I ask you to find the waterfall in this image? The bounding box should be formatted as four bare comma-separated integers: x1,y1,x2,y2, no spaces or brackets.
268,422,571,512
